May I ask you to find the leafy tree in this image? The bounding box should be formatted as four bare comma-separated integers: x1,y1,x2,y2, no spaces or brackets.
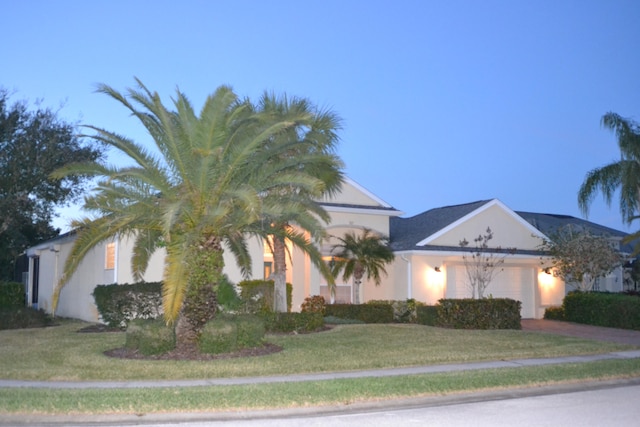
0,90,103,280
538,226,622,292
578,112,640,225
52,79,335,350
459,227,513,299
253,92,344,312
330,228,395,304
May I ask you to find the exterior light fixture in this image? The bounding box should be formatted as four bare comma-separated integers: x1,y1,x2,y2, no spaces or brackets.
543,267,551,275
434,266,441,272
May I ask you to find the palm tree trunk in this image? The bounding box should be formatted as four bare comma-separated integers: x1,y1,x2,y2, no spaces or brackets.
175,235,223,352
273,235,288,312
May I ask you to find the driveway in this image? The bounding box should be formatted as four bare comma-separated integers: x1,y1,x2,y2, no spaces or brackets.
522,319,640,346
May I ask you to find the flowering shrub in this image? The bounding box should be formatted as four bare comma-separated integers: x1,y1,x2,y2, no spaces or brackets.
301,295,326,314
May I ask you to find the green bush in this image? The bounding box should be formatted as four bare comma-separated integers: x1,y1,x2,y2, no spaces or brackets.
416,305,439,326
236,315,266,347
260,312,325,333
543,306,565,320
0,307,54,330
436,298,522,329
199,315,266,354
0,281,25,308
324,304,394,323
125,319,175,356
237,279,292,313
93,282,164,329
368,299,424,323
217,277,242,312
562,291,640,330
301,295,326,314
199,318,238,354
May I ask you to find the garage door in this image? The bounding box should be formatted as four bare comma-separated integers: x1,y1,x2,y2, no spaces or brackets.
447,266,536,319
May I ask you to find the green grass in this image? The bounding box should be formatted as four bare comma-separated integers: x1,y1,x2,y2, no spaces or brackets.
2,359,640,415
0,320,632,381
1,319,638,415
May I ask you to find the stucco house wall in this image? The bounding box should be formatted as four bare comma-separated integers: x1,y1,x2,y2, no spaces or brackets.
23,178,628,322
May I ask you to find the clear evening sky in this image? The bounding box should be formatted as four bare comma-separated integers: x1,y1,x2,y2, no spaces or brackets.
3,0,639,233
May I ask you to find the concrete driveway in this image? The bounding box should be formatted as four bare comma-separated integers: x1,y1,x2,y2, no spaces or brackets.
522,319,640,346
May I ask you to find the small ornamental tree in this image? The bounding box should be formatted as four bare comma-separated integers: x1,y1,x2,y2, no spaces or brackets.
538,226,623,291
459,227,514,299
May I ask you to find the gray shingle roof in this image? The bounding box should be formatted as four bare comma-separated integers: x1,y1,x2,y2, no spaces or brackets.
390,200,629,252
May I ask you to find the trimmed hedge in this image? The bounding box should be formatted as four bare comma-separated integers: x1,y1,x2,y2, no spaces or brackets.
436,298,522,330
125,319,175,356
301,295,326,314
543,306,565,320
416,305,439,326
0,281,24,308
0,307,54,330
562,291,640,330
93,282,164,329
199,315,265,354
367,299,424,323
237,279,293,313
260,312,325,333
324,303,394,324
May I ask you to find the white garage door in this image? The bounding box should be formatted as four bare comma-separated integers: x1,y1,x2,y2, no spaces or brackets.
447,266,536,319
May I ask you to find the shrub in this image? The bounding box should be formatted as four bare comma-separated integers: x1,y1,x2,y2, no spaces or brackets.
217,276,242,312
199,315,266,354
324,304,394,323
562,291,640,330
93,282,164,329
236,315,266,347
199,318,238,354
237,280,293,313
0,307,54,330
125,319,175,356
416,305,439,326
367,299,424,323
260,312,325,333
544,306,565,320
436,298,521,329
301,295,326,314
0,281,24,308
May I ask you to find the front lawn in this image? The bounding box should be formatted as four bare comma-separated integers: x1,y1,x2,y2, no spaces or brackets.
0,319,633,381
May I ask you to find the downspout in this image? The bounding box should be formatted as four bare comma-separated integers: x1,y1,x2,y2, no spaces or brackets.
401,255,412,299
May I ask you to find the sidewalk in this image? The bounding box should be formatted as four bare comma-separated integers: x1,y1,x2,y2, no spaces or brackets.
2,349,640,389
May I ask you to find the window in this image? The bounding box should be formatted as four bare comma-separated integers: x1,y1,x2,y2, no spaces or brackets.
264,262,273,279
105,242,116,270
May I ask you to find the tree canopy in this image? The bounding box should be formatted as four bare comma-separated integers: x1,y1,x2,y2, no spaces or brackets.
538,226,622,291
578,112,640,225
0,90,104,280
52,79,342,350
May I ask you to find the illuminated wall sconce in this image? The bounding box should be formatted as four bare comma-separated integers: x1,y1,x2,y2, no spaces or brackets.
434,266,441,272
543,267,551,275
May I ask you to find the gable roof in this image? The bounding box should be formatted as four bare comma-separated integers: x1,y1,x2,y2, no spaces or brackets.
390,199,628,253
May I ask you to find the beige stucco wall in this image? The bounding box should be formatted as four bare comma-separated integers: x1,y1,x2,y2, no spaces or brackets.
429,204,544,250
321,179,385,207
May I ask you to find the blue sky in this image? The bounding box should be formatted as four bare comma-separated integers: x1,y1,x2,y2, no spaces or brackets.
3,0,640,233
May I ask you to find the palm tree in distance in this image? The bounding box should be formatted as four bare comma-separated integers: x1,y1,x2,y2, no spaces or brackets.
253,92,344,312
578,112,640,225
329,228,395,304
52,79,336,350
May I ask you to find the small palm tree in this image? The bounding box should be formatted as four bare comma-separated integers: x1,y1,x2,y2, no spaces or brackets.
578,112,640,225
52,79,334,350
253,92,344,312
330,228,395,304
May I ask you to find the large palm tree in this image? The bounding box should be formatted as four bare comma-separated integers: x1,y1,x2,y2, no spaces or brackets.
578,112,640,225
253,92,344,312
51,79,333,350
330,228,395,304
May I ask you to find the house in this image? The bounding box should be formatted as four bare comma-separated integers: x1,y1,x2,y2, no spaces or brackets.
22,177,630,322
